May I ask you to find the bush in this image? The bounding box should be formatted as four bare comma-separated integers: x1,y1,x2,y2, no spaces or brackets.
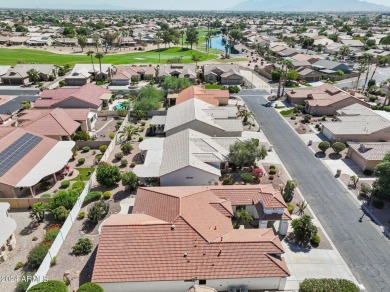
78,211,86,220
16,272,34,292
99,145,108,154
130,162,136,168
52,206,69,223
60,180,70,189
41,193,51,198
269,169,277,175
84,191,102,205
122,172,138,190
373,200,384,209
303,114,312,122
310,234,321,246
45,227,60,242
77,282,104,292
222,177,234,185
364,169,374,176
71,181,85,191
290,116,296,120
28,280,68,292
318,141,331,153
50,256,57,266
269,165,276,170
27,243,50,269
332,142,346,155
50,189,80,210
78,158,85,165
115,152,124,160
240,173,253,184
120,142,133,154
268,175,274,180
287,203,295,214
139,136,144,142
15,261,24,270
82,146,90,152
103,191,112,200
73,131,91,141
140,121,146,126
96,163,121,187
95,154,103,162
299,278,359,292
72,238,93,256
109,133,115,140
88,201,109,222
120,159,128,167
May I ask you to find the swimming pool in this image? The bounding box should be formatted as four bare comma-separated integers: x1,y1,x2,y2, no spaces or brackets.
114,103,129,110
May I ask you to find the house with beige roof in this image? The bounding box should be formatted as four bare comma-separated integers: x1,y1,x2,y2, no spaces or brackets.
0,128,74,198
92,186,290,292
202,64,243,85
162,98,243,137
174,85,230,106
158,64,197,83
65,64,116,86
111,65,155,86
347,142,390,171
0,203,16,263
1,64,58,85
286,84,369,116
322,104,390,142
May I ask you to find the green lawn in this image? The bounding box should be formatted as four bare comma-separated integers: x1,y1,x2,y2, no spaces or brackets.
0,47,217,66
280,109,293,116
205,84,222,89
71,168,95,181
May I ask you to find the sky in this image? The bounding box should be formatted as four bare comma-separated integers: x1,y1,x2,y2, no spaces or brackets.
1,0,389,10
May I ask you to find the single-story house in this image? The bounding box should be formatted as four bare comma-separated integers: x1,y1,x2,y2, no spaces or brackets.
35,83,111,110
0,66,12,80
111,65,155,85
341,39,364,48
347,142,390,171
26,36,53,46
158,64,197,82
55,38,78,46
162,98,243,137
296,68,322,82
174,86,230,106
0,128,74,198
9,36,30,45
65,64,116,86
291,54,320,64
92,185,290,292
1,64,58,85
203,64,243,85
322,104,390,142
0,203,17,263
312,60,352,74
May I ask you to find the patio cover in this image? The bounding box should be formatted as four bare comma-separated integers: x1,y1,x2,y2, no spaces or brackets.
16,141,75,187
100,93,112,101
0,203,17,246
133,138,164,178
150,115,166,126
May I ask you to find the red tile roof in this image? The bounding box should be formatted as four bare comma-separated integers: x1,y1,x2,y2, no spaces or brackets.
92,186,290,284
176,86,229,106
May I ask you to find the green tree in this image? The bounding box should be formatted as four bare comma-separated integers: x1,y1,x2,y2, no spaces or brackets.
30,202,48,223
50,189,80,210
229,29,243,45
87,201,109,223
372,152,390,199
229,139,267,168
332,142,346,155
234,209,253,226
291,215,318,243
27,69,40,84
72,238,93,256
122,172,138,191
133,85,165,112
77,282,104,292
186,27,199,50
119,124,140,141
339,45,350,59
29,280,68,292
161,76,191,93
96,163,121,187
77,35,87,52
286,69,299,85
86,50,97,77
318,141,331,153
238,109,254,123
52,206,69,223
191,54,200,66
281,180,296,203
95,52,104,81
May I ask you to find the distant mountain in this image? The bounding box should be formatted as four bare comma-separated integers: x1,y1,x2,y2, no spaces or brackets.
230,0,390,12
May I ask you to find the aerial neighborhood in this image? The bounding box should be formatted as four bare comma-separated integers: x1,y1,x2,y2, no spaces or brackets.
1,3,390,292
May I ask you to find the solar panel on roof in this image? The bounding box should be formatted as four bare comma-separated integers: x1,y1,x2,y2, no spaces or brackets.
0,133,43,177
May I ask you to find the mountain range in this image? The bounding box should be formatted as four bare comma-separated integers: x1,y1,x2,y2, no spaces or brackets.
230,0,390,11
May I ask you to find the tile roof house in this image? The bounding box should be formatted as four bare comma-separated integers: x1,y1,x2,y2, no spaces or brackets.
133,129,252,186
347,142,390,171
111,65,155,85
175,86,230,106
0,203,17,263
0,128,74,198
203,64,243,85
162,98,243,137
158,64,197,82
92,186,290,292
1,64,58,85
312,60,352,74
35,83,110,110
286,84,369,115
322,104,390,142
65,64,116,86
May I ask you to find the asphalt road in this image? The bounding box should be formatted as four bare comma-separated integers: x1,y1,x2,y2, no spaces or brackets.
240,89,390,292
336,67,390,89
0,87,40,96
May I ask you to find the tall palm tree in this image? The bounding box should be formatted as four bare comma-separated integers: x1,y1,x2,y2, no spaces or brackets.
180,30,185,49
281,59,292,97
355,57,366,90
370,55,389,82
362,53,374,92
119,125,140,141
339,45,350,60
383,78,390,108
92,35,100,52
87,50,96,77
95,52,104,81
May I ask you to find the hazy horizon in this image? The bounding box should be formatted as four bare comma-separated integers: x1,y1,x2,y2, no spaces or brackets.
1,0,389,10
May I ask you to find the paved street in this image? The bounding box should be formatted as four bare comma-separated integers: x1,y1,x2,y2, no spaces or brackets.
336,67,390,89
0,87,40,96
240,89,390,292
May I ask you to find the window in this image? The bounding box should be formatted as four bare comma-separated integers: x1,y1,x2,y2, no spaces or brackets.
199,280,206,285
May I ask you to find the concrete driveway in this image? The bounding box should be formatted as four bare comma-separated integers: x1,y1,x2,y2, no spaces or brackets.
240,69,272,90
240,89,390,292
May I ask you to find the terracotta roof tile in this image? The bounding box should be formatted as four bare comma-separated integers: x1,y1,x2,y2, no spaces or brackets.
176,86,229,106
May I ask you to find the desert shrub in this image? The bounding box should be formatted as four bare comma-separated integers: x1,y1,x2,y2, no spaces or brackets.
60,180,70,189
120,159,128,167
290,116,296,120
78,158,85,165
50,189,79,210
28,280,68,292
373,200,384,209
41,193,51,198
14,262,24,270
120,142,133,154
115,152,124,160
88,201,109,222
240,173,253,184
77,282,104,292
77,211,86,220
44,227,60,242
27,243,50,269
71,181,85,191
99,145,108,154
50,256,57,266
268,175,274,180
103,191,112,200
222,177,234,185
109,133,115,140
269,165,276,169
52,206,69,223
130,162,136,168
82,146,90,152
287,203,295,214
83,191,102,205
140,121,146,126
299,278,359,292
139,136,144,142
96,163,121,187
72,238,93,256
310,234,321,246
269,169,277,175
16,272,34,292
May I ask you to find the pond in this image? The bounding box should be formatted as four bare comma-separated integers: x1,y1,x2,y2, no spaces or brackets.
206,35,241,54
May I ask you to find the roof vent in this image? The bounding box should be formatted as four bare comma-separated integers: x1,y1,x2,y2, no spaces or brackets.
218,249,222,256
214,225,217,230
183,252,188,258
171,224,175,230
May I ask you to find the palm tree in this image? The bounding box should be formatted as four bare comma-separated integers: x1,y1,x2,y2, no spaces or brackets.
119,125,140,141
370,55,389,82
92,35,100,52
238,109,254,123
362,53,374,92
281,59,293,97
87,50,96,78
383,78,390,108
355,57,366,90
27,69,40,84
296,200,308,216
234,209,253,227
339,45,350,60
95,52,104,81
180,30,185,49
